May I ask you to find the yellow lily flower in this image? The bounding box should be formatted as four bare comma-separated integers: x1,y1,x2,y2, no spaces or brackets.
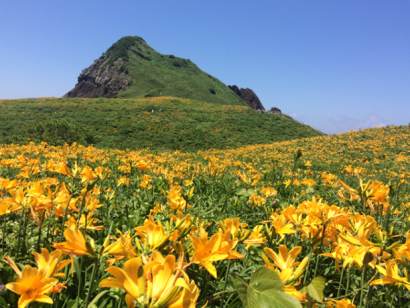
244,225,267,249
52,224,96,256
31,248,71,278
325,298,356,308
189,228,244,278
100,254,198,308
371,260,410,290
6,265,58,308
102,230,138,259
263,245,302,272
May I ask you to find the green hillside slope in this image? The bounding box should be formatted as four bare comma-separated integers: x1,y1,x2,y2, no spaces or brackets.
66,36,248,106
0,97,323,151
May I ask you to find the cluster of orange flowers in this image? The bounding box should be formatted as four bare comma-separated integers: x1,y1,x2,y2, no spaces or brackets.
0,124,409,308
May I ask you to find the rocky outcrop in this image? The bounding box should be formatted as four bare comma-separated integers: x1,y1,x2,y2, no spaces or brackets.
270,107,282,115
63,56,130,98
228,85,241,97
228,85,265,110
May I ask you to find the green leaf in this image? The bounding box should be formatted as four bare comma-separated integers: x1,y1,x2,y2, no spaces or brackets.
307,276,325,303
256,291,303,308
67,299,78,308
248,267,302,308
73,255,82,286
231,273,249,308
305,187,315,195
236,188,255,197
88,290,110,308
249,267,284,292
0,296,9,307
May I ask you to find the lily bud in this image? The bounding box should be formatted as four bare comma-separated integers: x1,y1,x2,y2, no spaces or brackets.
373,228,386,244
238,230,252,244
271,226,277,239
311,228,322,243
363,180,372,194
85,241,96,256
387,241,401,251
287,256,309,285
137,266,146,298
86,180,97,192
173,218,185,231
392,249,410,268
218,221,227,233
155,286,183,307
171,241,183,255
154,234,171,251
263,229,271,241
103,235,111,249
339,234,362,246
134,237,143,251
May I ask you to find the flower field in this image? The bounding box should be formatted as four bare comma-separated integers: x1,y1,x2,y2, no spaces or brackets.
0,125,410,308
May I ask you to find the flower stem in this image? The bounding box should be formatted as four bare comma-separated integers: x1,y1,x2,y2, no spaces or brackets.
345,267,350,296
313,223,327,278
220,259,232,308
77,191,87,223
287,160,298,207
359,265,367,308
60,194,73,242
21,207,30,256
126,201,130,233
2,214,7,255
337,267,345,298
303,245,313,284
36,210,46,252
84,258,99,308
16,206,25,256
83,213,88,238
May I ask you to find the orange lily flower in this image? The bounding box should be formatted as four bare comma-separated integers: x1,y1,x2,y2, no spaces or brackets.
244,225,267,249
31,248,71,278
102,230,138,259
6,265,58,308
100,255,198,308
263,245,302,272
52,224,96,256
189,228,244,278
325,298,356,308
371,260,410,290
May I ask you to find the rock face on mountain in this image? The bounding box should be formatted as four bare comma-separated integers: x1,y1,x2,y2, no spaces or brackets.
228,85,241,97
64,56,130,98
228,85,265,110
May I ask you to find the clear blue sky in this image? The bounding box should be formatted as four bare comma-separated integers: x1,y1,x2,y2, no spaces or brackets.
1,1,409,134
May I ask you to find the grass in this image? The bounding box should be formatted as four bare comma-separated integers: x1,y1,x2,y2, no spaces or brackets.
0,96,322,151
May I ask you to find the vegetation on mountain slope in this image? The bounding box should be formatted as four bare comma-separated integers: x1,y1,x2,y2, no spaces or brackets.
0,97,322,151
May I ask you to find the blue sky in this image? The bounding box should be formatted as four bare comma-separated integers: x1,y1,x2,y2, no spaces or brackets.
1,1,409,134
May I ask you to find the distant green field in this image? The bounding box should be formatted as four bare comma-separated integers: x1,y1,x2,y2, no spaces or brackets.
0,97,323,151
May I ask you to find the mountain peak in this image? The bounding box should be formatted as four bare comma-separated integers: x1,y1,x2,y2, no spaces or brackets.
64,36,247,106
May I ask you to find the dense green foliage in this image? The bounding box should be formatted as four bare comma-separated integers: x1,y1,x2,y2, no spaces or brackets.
0,97,322,151
101,36,247,106
5,118,95,146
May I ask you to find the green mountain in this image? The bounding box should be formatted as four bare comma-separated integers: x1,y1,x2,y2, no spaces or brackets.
64,36,247,106
0,97,323,151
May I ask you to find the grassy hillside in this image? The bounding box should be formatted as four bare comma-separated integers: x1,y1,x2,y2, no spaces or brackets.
84,36,248,106
0,97,322,151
